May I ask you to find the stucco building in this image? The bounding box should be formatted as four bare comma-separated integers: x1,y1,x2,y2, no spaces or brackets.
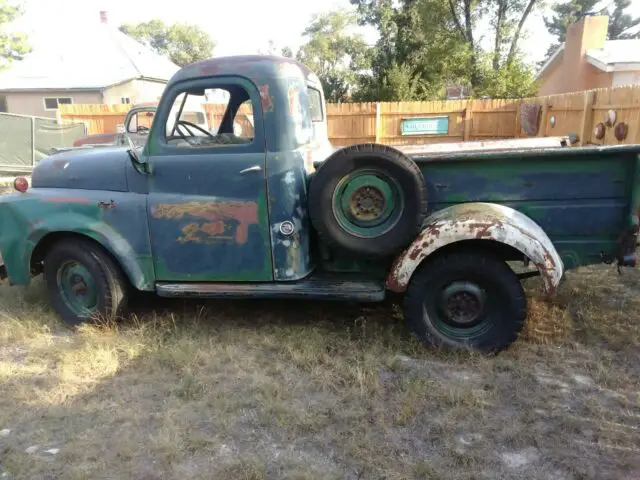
0,11,180,118
536,15,640,96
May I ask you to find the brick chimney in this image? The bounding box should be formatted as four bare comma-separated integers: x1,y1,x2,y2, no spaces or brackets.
563,15,608,91
100,10,108,24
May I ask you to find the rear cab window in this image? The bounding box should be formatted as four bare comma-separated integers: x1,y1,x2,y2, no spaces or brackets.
308,87,323,122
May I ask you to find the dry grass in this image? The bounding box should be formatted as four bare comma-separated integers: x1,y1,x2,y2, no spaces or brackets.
0,265,639,480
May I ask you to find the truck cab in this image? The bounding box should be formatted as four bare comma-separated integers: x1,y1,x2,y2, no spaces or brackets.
2,55,639,354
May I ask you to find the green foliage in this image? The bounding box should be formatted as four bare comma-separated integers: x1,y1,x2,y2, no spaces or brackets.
607,0,640,39
474,52,539,98
350,0,538,100
119,19,215,67
0,0,30,68
295,9,371,103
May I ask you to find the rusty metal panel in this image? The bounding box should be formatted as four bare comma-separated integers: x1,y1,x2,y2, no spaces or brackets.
386,203,564,296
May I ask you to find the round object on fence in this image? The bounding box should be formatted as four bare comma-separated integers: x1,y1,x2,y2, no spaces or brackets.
549,115,556,128
594,122,606,140
308,143,427,257
604,109,617,127
614,122,628,141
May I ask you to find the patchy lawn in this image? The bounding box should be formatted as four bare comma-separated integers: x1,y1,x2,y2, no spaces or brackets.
0,265,639,480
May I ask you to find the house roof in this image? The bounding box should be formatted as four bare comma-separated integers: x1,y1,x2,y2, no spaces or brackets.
586,39,640,71
0,20,180,91
536,39,640,80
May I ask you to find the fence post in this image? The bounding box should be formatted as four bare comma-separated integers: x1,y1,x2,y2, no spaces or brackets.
537,104,549,137
514,102,522,138
375,102,381,143
579,90,596,146
463,100,473,141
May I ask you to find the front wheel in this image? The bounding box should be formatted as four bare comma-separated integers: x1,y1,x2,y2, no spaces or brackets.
403,250,527,353
43,239,129,327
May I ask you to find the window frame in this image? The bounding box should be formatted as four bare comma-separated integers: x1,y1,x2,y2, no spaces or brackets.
43,97,73,111
307,87,324,123
126,109,156,134
149,75,264,157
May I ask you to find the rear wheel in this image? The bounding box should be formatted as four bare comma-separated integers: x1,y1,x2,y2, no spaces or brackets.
403,250,527,353
43,239,129,327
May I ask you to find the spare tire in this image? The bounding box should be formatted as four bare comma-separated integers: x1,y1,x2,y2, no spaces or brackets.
308,143,427,257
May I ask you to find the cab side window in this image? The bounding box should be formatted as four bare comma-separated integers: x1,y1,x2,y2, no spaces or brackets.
164,84,255,149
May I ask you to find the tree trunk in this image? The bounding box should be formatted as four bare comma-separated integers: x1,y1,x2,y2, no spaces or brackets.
493,0,507,70
506,0,537,66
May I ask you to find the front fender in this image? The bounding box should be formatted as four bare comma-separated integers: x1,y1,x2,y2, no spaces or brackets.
0,191,154,290
386,203,564,296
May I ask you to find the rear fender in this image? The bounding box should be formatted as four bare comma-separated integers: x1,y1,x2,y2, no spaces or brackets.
386,202,564,296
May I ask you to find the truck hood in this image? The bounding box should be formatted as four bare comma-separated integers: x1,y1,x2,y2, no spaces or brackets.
32,147,132,192
73,132,118,147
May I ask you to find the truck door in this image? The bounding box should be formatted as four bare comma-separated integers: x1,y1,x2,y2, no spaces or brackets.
144,76,273,282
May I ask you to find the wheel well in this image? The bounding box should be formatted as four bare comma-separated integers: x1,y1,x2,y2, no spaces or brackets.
393,239,531,292
428,239,527,264
30,232,130,285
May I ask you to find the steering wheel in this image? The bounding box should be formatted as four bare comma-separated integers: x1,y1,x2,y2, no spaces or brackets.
177,120,215,139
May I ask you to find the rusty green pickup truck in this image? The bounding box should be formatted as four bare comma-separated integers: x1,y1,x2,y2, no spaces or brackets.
1,55,639,353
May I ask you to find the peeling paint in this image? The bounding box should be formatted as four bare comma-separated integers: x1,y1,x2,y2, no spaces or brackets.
178,221,234,244
151,201,259,245
386,203,565,296
259,84,274,112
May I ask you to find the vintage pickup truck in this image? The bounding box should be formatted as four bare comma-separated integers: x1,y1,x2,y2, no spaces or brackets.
1,55,639,353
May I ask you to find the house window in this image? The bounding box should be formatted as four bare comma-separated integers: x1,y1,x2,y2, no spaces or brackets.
121,97,131,104
43,97,72,110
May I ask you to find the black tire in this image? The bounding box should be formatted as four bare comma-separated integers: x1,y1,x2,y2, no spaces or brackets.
403,250,527,353
43,238,129,327
308,143,427,257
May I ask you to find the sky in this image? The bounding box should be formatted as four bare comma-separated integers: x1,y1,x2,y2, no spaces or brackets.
10,0,640,68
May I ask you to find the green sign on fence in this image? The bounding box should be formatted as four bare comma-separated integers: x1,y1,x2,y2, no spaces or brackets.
400,116,449,136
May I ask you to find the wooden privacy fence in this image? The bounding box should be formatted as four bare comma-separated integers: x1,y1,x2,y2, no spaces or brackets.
59,83,640,147
58,104,130,137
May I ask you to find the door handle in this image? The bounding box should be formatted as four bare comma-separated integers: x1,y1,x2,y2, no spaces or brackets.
239,165,262,174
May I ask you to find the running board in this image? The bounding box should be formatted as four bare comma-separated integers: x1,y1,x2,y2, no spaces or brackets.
156,275,386,302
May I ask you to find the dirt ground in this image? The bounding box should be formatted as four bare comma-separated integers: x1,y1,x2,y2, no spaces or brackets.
0,264,639,480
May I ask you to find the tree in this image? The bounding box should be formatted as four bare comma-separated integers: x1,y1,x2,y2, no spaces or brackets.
606,0,640,39
280,46,294,58
351,0,538,99
351,0,472,101
295,9,371,103
542,0,640,62
0,0,30,69
119,20,214,67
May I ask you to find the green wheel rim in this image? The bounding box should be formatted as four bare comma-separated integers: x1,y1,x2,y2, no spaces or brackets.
425,279,496,340
331,169,403,238
56,260,98,317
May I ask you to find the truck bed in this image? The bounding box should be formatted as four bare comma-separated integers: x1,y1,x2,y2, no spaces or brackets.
396,136,573,157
